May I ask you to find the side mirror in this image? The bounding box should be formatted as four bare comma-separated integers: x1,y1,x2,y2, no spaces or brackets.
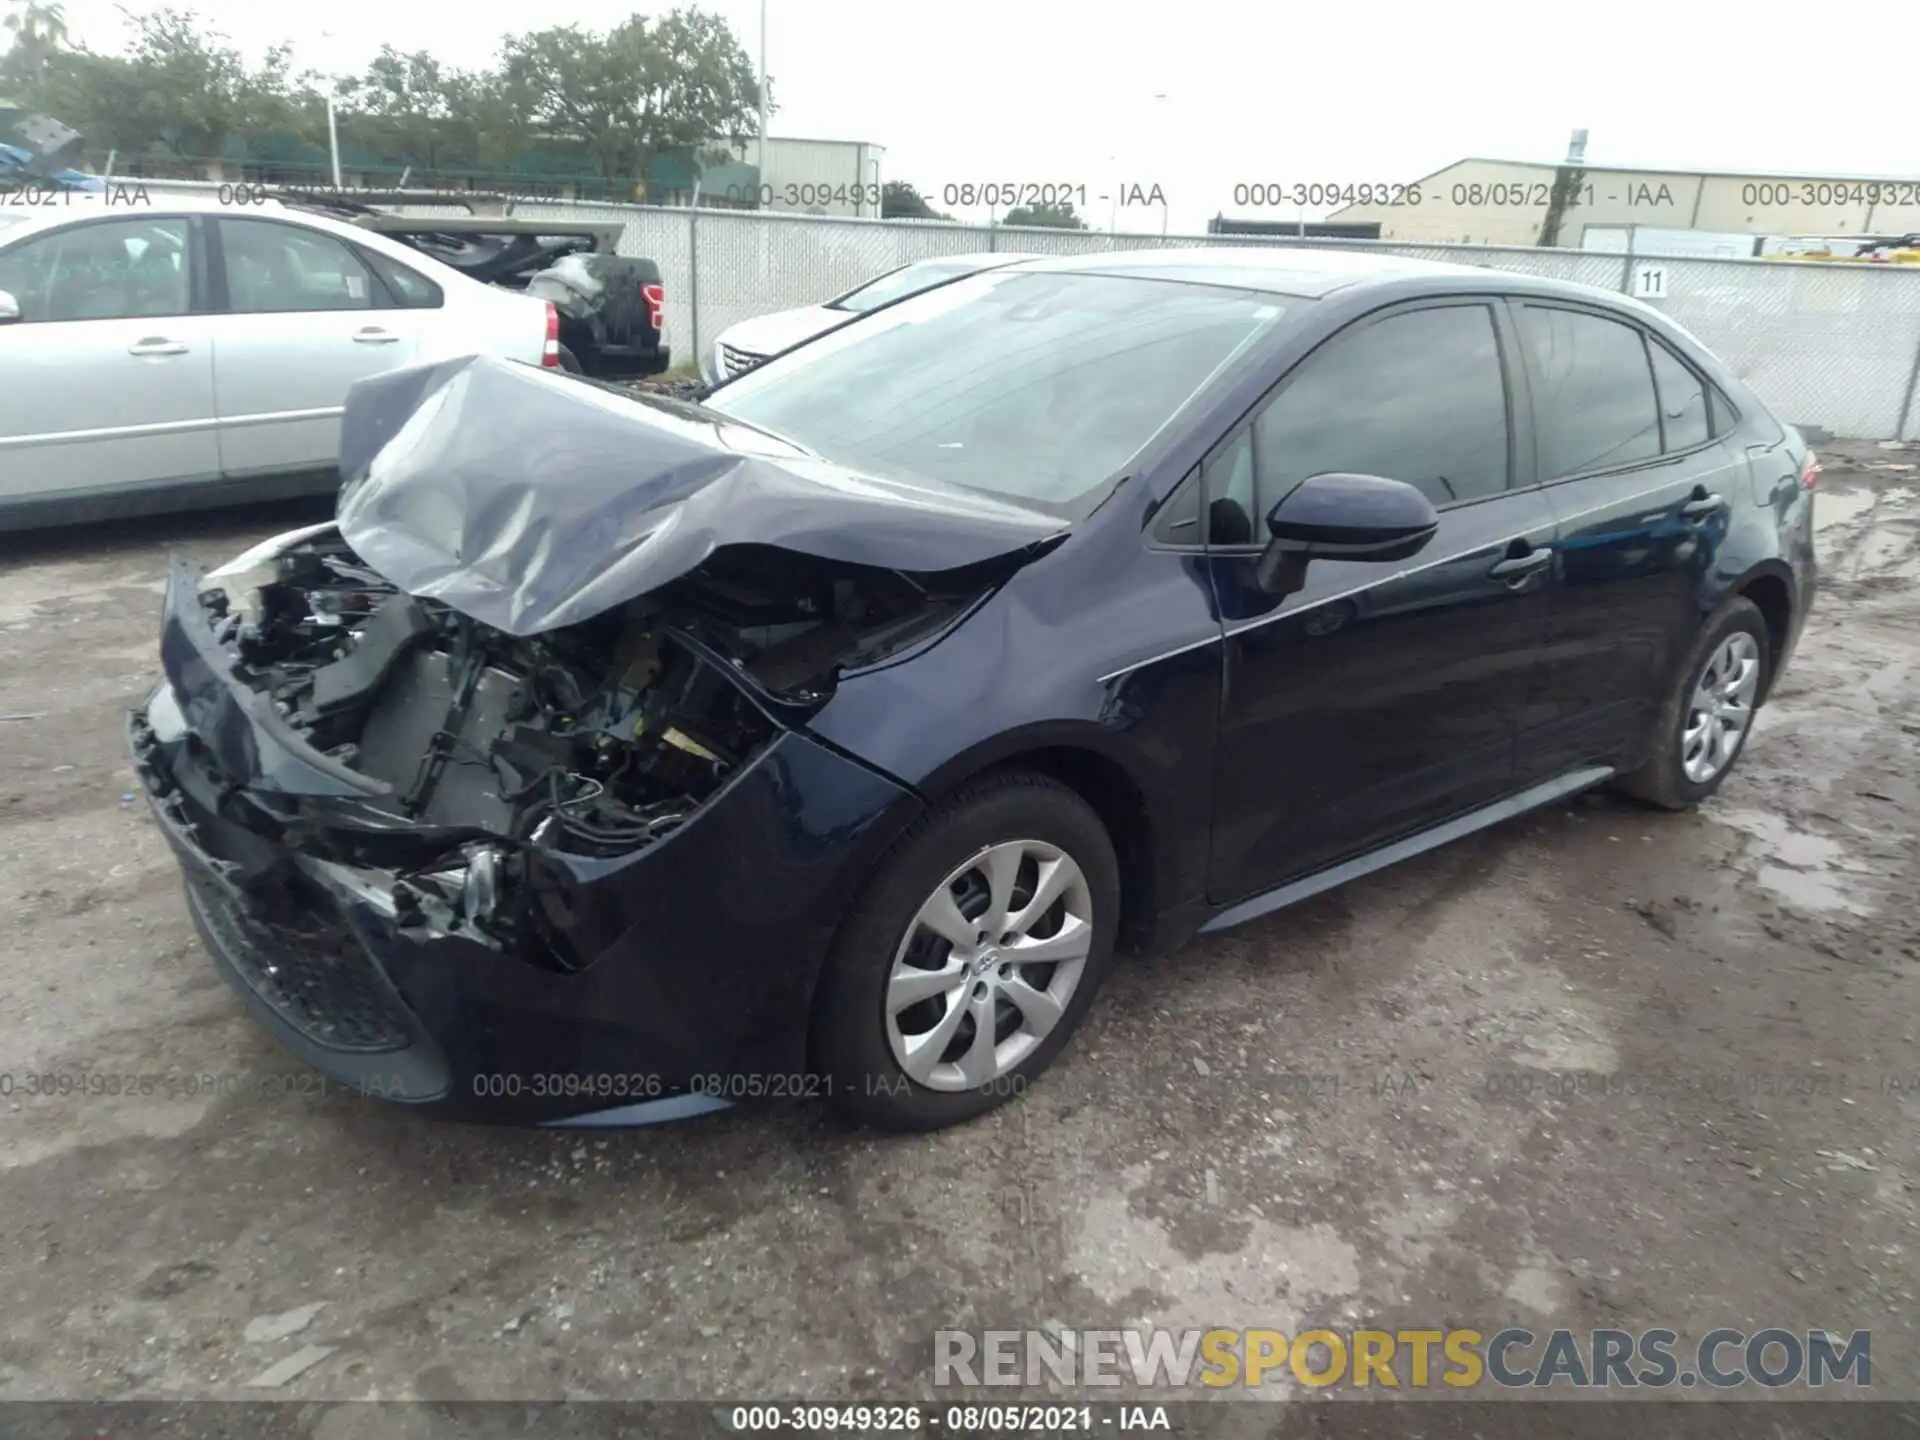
1255,472,1439,597
0,290,19,324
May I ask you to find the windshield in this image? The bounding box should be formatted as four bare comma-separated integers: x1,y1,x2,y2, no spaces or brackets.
709,270,1291,513
824,257,1001,314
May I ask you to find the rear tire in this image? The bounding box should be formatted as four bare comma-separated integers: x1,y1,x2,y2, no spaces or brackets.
813,771,1120,1131
1616,596,1771,811
555,345,584,375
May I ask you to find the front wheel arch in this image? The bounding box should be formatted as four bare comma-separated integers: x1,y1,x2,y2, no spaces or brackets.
909,737,1163,957
807,767,1124,1129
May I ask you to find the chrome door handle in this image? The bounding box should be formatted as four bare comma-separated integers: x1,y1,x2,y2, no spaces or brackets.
128,338,188,356
352,327,400,344
1488,548,1554,583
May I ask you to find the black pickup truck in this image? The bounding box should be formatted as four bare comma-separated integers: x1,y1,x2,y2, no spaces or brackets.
284,192,670,379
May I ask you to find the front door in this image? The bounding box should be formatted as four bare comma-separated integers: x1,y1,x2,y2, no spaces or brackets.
0,214,219,504
1205,299,1559,905
209,216,425,479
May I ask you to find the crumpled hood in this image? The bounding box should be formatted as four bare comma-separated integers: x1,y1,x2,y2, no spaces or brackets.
334,354,1066,636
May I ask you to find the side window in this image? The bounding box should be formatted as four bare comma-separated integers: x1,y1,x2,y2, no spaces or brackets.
1152,431,1257,548
1222,304,1508,541
1647,341,1710,452
1519,305,1661,478
363,249,443,309
1708,384,1739,437
0,217,190,323
1207,431,1257,545
1151,465,1203,545
220,219,377,314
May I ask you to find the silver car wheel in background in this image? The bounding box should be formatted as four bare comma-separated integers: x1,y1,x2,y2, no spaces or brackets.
1681,631,1762,784
884,839,1095,1093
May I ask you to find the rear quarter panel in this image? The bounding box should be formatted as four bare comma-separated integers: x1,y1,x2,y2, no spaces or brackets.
351,228,548,366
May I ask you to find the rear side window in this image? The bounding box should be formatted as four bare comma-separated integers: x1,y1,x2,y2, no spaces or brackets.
363,249,443,308
1709,385,1740,437
1519,306,1661,478
220,218,376,314
1647,341,1709,451
1238,303,1510,528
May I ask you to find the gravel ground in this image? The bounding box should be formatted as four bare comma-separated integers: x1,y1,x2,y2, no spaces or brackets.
0,441,1916,1417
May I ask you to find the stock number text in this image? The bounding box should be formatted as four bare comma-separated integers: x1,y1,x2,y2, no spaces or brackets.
1235,181,1422,208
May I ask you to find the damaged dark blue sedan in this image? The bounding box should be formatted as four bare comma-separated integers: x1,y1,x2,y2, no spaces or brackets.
131,248,1816,1130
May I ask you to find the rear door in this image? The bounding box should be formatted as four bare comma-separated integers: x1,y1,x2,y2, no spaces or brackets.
0,213,219,503
1204,298,1561,903
1509,299,1747,780
208,216,431,479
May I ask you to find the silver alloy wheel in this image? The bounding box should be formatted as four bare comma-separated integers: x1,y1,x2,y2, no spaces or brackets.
1681,631,1761,784
884,839,1095,1092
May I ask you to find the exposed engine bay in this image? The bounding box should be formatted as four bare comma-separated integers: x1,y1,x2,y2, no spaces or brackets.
196,533,997,962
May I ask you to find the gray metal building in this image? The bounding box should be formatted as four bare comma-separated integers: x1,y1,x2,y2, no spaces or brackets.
1327,157,1920,248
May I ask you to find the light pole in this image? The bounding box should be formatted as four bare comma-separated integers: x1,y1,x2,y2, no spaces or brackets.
318,30,345,188
757,0,770,190
1152,93,1169,236
325,94,341,188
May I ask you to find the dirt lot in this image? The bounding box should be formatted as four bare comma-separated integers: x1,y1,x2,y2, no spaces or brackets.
0,442,1916,1419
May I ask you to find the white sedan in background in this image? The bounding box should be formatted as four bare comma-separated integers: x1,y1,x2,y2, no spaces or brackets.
0,194,559,529
702,250,1037,385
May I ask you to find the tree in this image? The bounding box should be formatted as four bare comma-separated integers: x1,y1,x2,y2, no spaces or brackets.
1002,199,1087,230
3,2,760,186
465,70,536,173
86,9,307,160
1,0,68,83
881,180,951,220
337,46,478,171
1535,163,1586,248
500,8,759,185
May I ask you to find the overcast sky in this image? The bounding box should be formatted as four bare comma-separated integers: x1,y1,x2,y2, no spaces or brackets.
48,0,1920,234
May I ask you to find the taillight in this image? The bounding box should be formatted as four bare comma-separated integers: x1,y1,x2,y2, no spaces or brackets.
1800,451,1822,489
640,282,664,331
541,302,560,366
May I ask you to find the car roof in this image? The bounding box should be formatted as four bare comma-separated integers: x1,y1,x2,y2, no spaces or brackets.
0,191,443,254
998,244,1515,299
0,194,502,295
0,190,287,241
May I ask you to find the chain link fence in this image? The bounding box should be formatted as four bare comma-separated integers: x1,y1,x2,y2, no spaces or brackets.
123,180,1920,440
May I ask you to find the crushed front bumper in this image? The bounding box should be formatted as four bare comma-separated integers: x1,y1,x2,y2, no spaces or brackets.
130,570,922,1126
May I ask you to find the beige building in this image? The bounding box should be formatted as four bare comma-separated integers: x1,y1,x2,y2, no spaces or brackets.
1328,157,1920,247
729,136,887,219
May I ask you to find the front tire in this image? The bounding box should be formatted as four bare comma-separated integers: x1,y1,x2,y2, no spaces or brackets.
813,772,1121,1131
1617,596,1771,810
